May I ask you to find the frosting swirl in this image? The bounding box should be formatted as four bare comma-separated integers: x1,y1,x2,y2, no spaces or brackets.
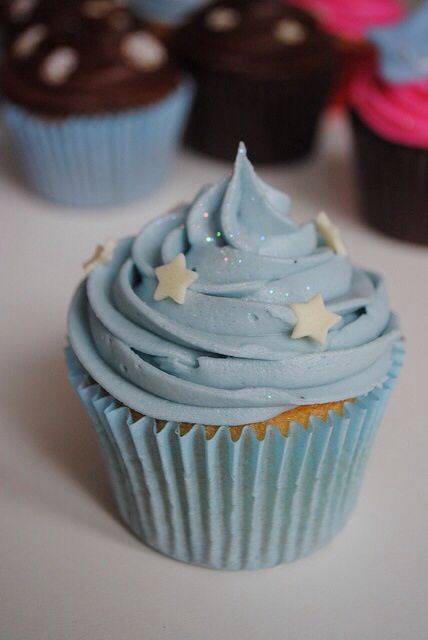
68,144,401,426
288,0,404,41
352,74,428,147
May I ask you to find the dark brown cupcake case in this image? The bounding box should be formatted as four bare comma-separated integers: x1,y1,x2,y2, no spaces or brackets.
174,0,337,163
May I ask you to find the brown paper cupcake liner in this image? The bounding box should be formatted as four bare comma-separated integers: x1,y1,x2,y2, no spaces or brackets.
351,110,428,245
183,66,335,164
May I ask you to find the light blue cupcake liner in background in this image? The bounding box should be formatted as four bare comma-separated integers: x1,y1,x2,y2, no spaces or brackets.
131,0,211,24
0,80,193,206
66,345,403,570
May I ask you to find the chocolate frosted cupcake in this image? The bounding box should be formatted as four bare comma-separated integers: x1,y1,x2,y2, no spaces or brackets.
288,0,405,108
350,3,428,245
0,0,193,206
173,0,336,163
66,144,402,569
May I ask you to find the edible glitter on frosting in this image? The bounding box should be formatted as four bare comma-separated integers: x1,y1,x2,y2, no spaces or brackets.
68,143,401,426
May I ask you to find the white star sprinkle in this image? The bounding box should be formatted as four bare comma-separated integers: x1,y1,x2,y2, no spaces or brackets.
83,239,117,273
274,19,307,45
316,212,348,256
13,23,47,59
154,253,198,305
205,7,241,31
40,47,79,85
290,293,341,345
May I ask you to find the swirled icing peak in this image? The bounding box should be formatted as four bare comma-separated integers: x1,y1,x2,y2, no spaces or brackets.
68,144,401,426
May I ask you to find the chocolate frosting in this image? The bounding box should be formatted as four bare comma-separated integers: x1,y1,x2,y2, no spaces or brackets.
1,0,40,40
174,0,335,79
1,0,180,117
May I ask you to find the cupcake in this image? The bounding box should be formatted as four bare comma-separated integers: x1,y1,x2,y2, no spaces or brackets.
350,3,428,245
66,143,402,570
0,0,193,206
173,0,336,163
288,0,405,108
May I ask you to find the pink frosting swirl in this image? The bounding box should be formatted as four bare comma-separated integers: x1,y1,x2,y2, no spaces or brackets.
351,70,428,148
288,0,404,40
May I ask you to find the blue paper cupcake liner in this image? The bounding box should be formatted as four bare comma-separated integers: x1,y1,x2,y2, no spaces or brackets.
0,80,193,206
132,0,211,24
66,345,403,570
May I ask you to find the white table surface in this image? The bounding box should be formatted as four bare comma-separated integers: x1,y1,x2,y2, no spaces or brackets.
1,115,427,640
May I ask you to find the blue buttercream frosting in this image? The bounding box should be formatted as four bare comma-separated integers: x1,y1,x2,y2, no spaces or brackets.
68,144,401,426
368,2,428,83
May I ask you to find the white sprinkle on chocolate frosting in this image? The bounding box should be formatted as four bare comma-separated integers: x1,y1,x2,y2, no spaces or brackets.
274,19,307,45
39,47,79,85
121,32,167,71
13,23,47,58
205,7,241,31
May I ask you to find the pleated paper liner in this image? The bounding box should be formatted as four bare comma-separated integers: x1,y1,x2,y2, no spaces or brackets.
181,65,335,164
351,110,428,246
66,345,403,570
0,79,193,207
156,399,352,442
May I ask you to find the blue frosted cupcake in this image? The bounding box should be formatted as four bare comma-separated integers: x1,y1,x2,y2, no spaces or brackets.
0,0,192,206
67,144,402,569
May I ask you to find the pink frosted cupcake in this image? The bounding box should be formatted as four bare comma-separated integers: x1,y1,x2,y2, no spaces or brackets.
287,0,404,40
350,3,428,245
288,0,405,107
